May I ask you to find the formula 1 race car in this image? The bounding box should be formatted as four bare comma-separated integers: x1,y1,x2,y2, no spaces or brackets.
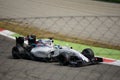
12,35,103,67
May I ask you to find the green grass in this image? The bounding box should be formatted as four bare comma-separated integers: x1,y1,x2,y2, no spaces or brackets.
11,33,23,37
54,40,120,60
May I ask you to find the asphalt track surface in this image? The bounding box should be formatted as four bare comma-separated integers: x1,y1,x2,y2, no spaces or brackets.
0,0,120,18
0,35,120,80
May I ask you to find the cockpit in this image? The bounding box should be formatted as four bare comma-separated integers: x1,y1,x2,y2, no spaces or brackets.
36,39,54,47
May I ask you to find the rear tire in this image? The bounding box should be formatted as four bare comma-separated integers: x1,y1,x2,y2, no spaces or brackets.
12,47,20,59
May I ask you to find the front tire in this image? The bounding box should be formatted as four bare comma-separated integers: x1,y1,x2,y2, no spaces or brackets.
57,53,69,66
82,48,95,62
69,56,83,67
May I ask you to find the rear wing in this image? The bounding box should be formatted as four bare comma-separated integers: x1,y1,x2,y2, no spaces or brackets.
16,37,24,47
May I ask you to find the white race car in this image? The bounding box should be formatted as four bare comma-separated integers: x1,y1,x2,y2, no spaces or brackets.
12,35,103,66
